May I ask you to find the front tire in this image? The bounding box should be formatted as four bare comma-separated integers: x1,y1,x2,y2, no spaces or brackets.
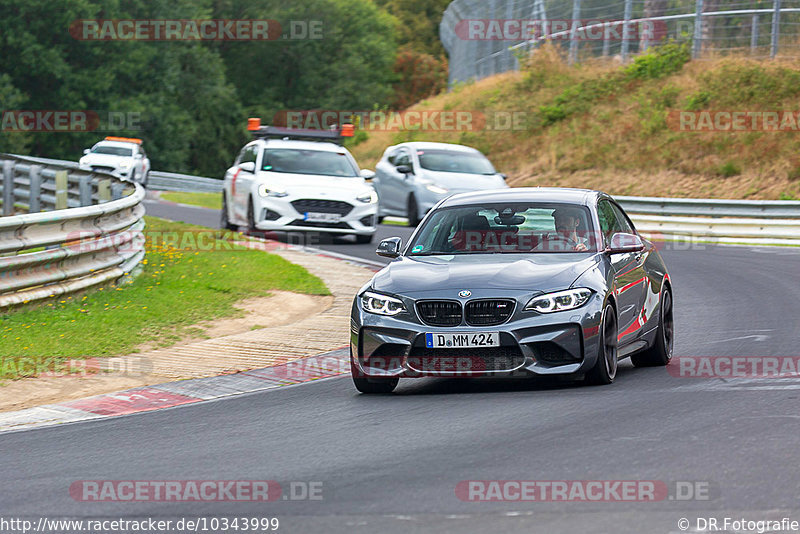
407,195,420,227
220,192,237,231
246,196,258,235
585,303,618,385
351,359,398,394
355,233,374,244
631,288,674,367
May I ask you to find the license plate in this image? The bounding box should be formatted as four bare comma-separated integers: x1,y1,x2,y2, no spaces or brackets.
425,332,500,349
304,212,341,223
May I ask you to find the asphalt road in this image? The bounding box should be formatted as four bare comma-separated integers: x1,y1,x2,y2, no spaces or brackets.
2,197,799,534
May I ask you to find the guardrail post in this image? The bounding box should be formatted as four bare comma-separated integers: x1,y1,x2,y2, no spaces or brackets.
78,175,92,206
29,165,42,213
111,183,124,201
692,0,704,59
771,0,781,58
568,0,581,64
751,14,759,54
2,160,13,216
55,170,68,210
621,0,632,62
98,179,111,203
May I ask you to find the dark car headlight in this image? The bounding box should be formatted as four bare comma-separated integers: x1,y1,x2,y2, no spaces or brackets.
360,291,406,316
525,288,593,313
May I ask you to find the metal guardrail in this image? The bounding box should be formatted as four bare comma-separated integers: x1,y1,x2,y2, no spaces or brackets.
615,196,800,246
0,154,146,308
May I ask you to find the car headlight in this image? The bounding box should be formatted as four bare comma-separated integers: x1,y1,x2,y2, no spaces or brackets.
425,184,448,195
258,184,289,198
525,288,593,313
119,161,131,169
360,291,405,316
357,190,378,204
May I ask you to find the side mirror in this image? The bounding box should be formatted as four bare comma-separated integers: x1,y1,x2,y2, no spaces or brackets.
606,233,644,254
83,149,90,155
499,173,507,180
135,153,143,159
376,237,402,259
396,164,413,175
360,169,376,181
239,161,256,173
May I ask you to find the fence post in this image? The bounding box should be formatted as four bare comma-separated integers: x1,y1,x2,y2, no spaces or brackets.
2,160,13,216
569,0,582,64
55,170,68,210
29,165,42,213
751,14,759,55
602,22,611,57
78,175,93,206
621,0,632,62
771,0,781,58
692,0,704,59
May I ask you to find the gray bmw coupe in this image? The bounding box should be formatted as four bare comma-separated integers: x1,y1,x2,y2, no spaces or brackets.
350,188,674,393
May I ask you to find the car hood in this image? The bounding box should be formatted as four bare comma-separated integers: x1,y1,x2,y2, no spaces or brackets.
419,169,507,191
255,171,370,197
372,253,601,296
80,154,131,167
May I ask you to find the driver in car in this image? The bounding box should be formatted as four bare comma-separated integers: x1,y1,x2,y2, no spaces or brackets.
536,207,589,252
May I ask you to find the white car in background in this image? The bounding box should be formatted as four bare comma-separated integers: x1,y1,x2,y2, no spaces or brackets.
221,120,378,244
79,137,150,186
373,142,508,225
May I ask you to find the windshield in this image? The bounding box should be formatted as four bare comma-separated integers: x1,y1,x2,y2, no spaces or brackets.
407,202,598,255
91,146,133,157
417,149,496,175
261,148,359,177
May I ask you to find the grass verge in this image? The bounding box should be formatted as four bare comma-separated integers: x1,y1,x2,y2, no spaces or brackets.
0,216,329,380
160,191,222,210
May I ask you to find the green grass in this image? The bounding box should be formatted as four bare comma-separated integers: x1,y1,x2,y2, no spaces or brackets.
160,191,222,210
0,216,329,380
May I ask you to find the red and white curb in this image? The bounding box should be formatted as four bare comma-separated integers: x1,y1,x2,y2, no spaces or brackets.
0,348,350,434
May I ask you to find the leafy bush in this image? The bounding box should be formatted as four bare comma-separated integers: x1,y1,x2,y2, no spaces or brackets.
623,41,691,80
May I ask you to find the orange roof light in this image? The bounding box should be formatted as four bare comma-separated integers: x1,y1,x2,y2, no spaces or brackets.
247,118,261,131
340,123,355,137
104,136,142,144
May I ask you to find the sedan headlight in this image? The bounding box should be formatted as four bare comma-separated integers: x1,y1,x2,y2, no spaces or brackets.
361,291,405,316
258,184,289,198
525,288,593,313
425,184,448,195
357,190,378,204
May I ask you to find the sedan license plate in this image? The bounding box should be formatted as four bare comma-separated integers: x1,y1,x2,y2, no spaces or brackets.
304,212,341,223
425,332,500,349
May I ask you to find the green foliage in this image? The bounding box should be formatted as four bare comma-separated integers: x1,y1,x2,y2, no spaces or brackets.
695,63,800,108
685,91,713,110
717,161,742,177
623,41,691,80
0,0,401,176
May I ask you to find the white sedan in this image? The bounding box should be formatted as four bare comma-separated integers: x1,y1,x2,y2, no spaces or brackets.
79,137,150,186
220,123,378,244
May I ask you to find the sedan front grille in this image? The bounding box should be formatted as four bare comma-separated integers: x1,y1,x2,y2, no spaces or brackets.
465,299,515,326
408,346,525,373
291,199,353,216
91,165,116,173
416,300,462,327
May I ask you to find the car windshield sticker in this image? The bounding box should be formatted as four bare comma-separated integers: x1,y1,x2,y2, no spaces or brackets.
412,245,424,253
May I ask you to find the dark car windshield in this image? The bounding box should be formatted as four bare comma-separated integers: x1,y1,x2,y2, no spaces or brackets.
261,148,358,177
417,149,496,175
407,202,598,255
92,146,133,157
